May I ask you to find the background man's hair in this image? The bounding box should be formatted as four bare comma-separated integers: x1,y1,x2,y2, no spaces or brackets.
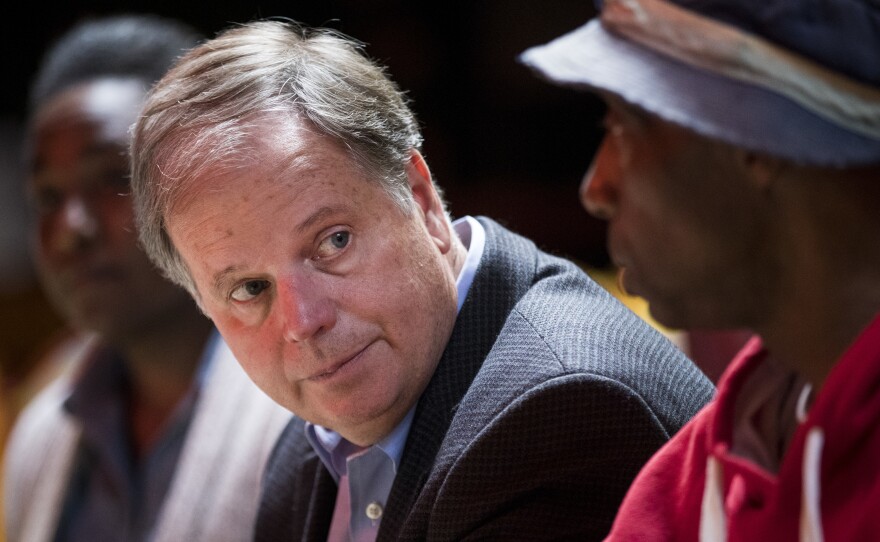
29,13,203,113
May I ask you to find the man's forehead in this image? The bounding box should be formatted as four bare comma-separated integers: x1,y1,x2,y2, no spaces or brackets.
238,114,357,179
164,121,332,211
166,133,368,228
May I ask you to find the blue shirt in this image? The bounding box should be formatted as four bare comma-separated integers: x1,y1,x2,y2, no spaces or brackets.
54,330,219,542
306,216,485,541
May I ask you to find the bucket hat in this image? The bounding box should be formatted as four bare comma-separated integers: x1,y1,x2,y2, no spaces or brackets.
520,0,880,167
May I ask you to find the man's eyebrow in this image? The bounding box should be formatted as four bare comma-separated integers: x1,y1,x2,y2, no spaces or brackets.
295,205,343,234
31,142,123,175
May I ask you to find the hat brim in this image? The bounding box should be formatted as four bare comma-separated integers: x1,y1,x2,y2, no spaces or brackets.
520,19,880,167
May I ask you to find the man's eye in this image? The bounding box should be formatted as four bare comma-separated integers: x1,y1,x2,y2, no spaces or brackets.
315,230,351,259
32,188,63,214
330,231,349,249
102,173,131,196
231,279,270,302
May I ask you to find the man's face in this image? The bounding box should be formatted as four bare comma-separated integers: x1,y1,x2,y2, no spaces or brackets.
166,122,460,445
581,96,776,330
28,79,196,341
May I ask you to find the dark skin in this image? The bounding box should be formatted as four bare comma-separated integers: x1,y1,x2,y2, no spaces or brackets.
582,94,880,395
28,78,213,456
751,160,880,391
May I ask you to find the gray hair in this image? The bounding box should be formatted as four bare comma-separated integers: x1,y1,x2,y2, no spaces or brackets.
130,19,432,296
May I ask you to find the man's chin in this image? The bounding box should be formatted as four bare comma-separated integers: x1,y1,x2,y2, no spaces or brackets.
65,299,140,339
618,270,687,330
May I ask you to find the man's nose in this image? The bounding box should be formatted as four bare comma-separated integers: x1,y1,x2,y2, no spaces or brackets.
277,273,337,343
53,196,100,253
580,136,621,221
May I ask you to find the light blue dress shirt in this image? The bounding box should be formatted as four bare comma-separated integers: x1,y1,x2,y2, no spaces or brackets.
306,216,485,541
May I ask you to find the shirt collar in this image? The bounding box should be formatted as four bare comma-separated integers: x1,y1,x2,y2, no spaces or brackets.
307,408,416,482
452,215,485,313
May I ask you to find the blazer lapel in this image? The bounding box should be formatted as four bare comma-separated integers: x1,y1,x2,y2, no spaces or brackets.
253,418,337,542
378,217,535,540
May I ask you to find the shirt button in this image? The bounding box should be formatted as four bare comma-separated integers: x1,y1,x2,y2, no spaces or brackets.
365,502,383,520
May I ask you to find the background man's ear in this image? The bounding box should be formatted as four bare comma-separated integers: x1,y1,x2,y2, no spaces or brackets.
739,149,786,191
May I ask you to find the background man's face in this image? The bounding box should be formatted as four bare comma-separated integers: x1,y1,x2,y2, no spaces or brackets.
28,79,195,341
167,122,459,445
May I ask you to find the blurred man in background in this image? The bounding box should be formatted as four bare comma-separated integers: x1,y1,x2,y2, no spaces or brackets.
4,14,290,542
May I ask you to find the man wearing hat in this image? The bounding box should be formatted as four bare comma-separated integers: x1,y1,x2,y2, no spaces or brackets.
522,0,880,540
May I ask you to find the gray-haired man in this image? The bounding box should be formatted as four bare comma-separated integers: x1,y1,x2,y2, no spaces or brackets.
129,19,713,541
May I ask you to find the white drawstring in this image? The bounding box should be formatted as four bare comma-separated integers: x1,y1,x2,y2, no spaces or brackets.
700,383,823,541
700,456,727,542
800,427,825,542
796,383,813,424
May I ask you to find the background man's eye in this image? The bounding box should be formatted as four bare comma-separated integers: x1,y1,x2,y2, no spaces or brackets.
103,173,132,196
33,189,63,214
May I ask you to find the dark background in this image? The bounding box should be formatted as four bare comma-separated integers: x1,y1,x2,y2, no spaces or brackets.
2,0,607,265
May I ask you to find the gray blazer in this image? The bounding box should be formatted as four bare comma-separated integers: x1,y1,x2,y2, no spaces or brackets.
254,217,714,541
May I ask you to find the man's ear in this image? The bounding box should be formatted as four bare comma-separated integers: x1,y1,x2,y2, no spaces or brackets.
406,149,452,254
738,149,786,191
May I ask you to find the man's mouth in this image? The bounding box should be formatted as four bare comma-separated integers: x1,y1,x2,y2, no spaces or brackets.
307,344,369,382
